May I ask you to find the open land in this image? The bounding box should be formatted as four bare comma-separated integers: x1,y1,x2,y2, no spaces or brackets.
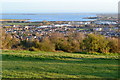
1,50,119,78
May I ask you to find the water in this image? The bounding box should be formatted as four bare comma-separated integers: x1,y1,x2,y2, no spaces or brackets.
1,14,97,21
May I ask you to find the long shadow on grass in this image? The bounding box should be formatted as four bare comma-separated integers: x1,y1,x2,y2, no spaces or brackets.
2,54,119,65
2,54,119,78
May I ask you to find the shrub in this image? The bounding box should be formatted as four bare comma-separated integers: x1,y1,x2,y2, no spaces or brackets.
39,37,55,52
2,29,20,49
83,34,110,53
29,47,39,51
20,40,33,49
108,38,119,53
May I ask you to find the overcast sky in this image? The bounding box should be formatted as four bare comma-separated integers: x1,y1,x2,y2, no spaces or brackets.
1,0,119,13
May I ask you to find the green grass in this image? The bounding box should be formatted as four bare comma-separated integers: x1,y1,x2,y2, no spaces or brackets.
2,23,40,26
1,50,119,78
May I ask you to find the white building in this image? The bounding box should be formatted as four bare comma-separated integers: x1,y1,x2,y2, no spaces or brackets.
93,28,102,31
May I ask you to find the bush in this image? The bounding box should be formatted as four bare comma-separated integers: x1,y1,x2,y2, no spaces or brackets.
2,30,20,49
29,47,39,51
83,34,110,53
20,40,33,49
38,37,55,52
108,38,119,53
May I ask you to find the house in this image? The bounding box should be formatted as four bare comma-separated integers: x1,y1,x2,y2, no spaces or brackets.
93,28,102,31
37,26,48,28
94,20,117,25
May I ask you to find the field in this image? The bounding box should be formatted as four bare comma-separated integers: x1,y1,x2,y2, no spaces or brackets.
1,50,119,79
2,23,40,26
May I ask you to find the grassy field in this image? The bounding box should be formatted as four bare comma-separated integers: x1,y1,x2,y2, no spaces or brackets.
1,50,119,79
2,23,40,26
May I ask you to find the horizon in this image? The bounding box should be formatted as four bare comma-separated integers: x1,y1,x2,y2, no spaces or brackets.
0,12,118,14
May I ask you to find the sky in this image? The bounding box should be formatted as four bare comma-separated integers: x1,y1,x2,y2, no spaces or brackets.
0,0,119,13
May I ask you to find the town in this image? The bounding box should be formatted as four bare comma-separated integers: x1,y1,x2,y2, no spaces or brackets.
1,14,119,41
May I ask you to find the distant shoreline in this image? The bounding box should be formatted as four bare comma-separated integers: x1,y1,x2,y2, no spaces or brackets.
0,14,97,22
0,13,117,15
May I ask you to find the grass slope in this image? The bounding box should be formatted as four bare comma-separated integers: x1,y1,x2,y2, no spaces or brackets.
1,50,119,78
2,23,40,26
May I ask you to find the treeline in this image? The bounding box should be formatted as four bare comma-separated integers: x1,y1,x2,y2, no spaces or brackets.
1,29,120,54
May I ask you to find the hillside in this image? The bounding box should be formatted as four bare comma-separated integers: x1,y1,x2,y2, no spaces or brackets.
1,50,119,79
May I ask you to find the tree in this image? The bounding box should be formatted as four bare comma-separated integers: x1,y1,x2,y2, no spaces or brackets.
39,37,55,52
83,34,110,53
83,34,99,52
108,38,119,53
2,29,19,49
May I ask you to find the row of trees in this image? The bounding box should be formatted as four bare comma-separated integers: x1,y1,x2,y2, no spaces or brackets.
1,29,119,54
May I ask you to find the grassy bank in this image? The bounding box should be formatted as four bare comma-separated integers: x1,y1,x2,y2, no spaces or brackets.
2,23,40,26
1,50,119,78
